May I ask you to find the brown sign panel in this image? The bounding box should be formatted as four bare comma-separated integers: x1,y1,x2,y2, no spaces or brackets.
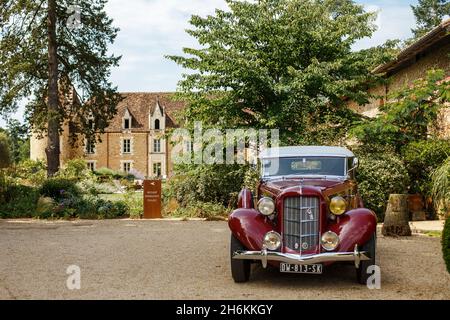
143,180,162,219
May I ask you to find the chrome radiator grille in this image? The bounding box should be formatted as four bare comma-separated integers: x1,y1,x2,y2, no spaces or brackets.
283,196,320,253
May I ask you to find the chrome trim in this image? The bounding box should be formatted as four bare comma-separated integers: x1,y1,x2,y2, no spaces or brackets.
283,196,320,254
261,248,268,268
262,175,347,181
354,244,361,268
232,249,370,269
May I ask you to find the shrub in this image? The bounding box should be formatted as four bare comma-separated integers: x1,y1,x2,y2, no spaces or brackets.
39,178,81,201
123,191,143,219
443,217,450,274
13,159,46,186
171,201,228,220
35,196,56,218
35,195,130,219
94,167,135,181
58,158,91,181
402,139,450,196
431,157,450,218
94,167,116,180
0,184,40,218
91,198,129,219
167,163,248,208
76,179,117,195
355,146,410,221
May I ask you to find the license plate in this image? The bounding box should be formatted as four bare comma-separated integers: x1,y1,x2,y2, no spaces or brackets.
280,263,323,274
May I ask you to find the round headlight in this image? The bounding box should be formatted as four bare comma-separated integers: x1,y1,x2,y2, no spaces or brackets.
263,231,281,250
321,231,340,251
329,196,347,215
257,197,275,216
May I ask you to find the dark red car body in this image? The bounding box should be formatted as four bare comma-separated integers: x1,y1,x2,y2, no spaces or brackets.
229,178,377,268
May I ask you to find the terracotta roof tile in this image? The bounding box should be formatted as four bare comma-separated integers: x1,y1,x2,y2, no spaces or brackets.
105,92,185,132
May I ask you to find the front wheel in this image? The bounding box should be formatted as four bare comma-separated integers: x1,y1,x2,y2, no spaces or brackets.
230,234,251,283
356,233,376,285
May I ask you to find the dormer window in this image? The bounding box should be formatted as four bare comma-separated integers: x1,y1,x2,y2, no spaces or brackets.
124,118,130,129
150,100,165,130
123,108,132,130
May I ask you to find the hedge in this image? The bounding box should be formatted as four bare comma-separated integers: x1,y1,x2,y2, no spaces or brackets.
443,217,450,274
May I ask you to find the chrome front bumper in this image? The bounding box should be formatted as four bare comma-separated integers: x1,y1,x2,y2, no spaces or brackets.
233,245,370,268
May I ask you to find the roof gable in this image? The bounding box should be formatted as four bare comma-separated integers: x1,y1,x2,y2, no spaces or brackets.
105,92,184,132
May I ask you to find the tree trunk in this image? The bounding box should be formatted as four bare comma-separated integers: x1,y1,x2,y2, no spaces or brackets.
382,194,412,236
45,0,60,176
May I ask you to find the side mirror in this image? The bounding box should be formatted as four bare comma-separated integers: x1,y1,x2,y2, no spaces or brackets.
347,157,359,178
353,157,359,169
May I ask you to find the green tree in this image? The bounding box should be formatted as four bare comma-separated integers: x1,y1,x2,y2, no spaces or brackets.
167,0,396,145
0,0,122,176
5,120,29,164
351,69,450,153
411,0,450,39
0,132,12,168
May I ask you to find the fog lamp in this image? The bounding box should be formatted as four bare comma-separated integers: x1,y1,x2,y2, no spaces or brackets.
263,231,281,251
321,231,339,251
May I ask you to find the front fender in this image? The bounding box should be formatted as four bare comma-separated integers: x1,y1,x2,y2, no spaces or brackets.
228,207,377,256
237,188,254,209
228,208,273,251
329,208,377,252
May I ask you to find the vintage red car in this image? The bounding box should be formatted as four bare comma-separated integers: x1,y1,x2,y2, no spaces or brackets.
229,146,377,284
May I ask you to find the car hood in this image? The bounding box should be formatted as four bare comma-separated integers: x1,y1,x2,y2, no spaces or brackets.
260,178,349,198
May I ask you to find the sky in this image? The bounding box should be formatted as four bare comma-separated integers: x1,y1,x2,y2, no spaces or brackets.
0,0,419,127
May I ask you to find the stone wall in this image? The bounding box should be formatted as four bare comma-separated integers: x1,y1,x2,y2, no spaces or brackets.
349,41,450,138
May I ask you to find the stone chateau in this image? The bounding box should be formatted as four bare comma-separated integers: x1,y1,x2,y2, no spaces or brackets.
30,93,184,178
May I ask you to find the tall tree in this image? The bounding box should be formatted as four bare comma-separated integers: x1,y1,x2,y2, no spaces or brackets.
5,119,29,164
411,0,450,39
0,0,122,176
0,132,12,168
167,0,396,145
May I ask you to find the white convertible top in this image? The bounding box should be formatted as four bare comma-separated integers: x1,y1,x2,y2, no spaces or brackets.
259,146,354,158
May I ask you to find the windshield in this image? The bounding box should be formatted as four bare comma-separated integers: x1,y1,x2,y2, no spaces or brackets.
261,157,346,177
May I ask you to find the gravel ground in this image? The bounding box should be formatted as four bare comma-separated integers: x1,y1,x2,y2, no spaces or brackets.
0,219,449,300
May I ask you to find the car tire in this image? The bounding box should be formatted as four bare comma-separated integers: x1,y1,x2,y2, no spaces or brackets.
230,233,251,283
356,232,376,285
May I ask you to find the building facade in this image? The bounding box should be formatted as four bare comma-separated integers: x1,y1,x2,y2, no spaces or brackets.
30,92,184,178
348,19,450,137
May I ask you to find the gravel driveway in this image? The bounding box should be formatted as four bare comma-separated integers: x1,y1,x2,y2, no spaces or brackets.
0,219,449,299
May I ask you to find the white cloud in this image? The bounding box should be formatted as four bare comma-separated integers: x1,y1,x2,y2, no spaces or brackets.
355,3,415,50
105,0,230,92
